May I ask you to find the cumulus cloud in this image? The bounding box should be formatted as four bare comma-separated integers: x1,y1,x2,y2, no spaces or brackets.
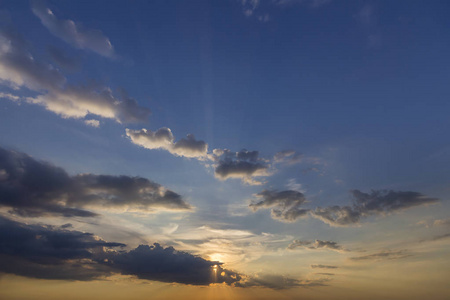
0,216,123,280
0,27,150,123
350,250,412,261
311,190,438,227
249,190,309,222
288,239,347,252
0,146,191,217
126,128,208,158
213,149,270,185
31,0,115,57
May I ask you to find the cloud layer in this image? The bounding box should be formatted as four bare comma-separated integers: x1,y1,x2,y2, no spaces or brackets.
0,146,191,217
0,215,312,289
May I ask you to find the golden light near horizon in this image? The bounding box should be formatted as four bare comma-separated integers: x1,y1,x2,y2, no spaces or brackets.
0,1,449,300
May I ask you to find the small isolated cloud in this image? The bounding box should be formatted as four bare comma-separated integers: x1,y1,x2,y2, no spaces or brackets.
126,128,208,159
249,190,309,222
84,119,99,127
273,150,303,165
31,0,115,58
288,239,348,252
311,190,439,227
350,250,412,261
212,149,270,185
0,28,150,123
311,264,338,269
0,146,191,217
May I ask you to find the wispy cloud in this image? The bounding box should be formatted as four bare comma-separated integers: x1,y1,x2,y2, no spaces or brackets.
0,28,150,124
350,250,412,261
31,0,115,58
288,239,348,252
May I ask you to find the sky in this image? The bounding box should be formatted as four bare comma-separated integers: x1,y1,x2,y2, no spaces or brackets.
0,0,449,299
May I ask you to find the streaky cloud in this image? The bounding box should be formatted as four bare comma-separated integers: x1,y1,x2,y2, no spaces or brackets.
311,264,338,269
0,27,150,123
288,239,348,252
31,0,115,58
350,250,412,261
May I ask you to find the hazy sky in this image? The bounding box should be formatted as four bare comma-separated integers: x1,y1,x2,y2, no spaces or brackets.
0,1,449,299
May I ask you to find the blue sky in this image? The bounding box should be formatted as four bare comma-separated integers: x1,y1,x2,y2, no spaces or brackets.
0,1,449,299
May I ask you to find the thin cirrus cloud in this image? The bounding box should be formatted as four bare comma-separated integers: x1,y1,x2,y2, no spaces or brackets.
310,264,338,269
0,215,316,289
288,239,348,253
31,0,115,58
249,190,310,222
0,28,150,124
0,146,192,218
350,250,412,261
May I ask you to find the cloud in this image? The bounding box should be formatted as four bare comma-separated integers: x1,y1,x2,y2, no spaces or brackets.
31,0,115,58
0,28,150,123
213,149,270,185
311,190,438,227
102,243,241,286
273,150,303,165
0,146,191,217
310,264,338,269
0,216,314,288
350,250,412,261
0,215,123,280
235,273,329,289
126,128,208,158
84,119,100,127
0,28,66,91
433,219,450,227
249,190,309,222
0,216,242,285
288,239,347,252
